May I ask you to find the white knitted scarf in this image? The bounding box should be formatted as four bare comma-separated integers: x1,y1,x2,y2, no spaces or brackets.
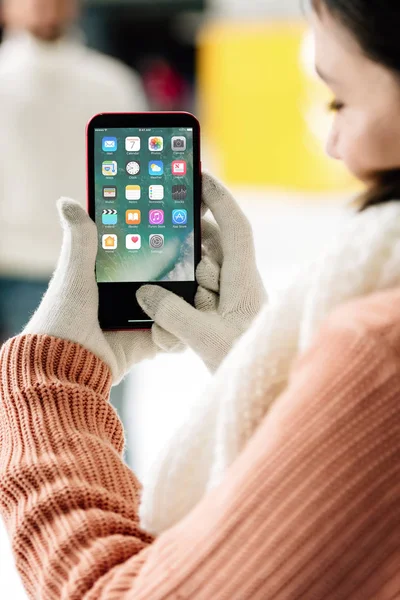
139,200,400,535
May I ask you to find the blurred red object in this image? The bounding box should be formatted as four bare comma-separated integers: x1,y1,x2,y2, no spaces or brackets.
143,58,188,110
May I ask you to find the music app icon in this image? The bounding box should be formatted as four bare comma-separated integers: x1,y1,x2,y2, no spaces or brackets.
149,209,164,225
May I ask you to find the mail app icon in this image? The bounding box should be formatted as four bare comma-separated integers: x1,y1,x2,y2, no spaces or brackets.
102,137,118,152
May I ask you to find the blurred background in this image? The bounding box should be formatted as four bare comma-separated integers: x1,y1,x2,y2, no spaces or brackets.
0,1,357,597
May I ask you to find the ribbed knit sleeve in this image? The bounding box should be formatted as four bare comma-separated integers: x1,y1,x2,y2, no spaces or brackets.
1,318,400,599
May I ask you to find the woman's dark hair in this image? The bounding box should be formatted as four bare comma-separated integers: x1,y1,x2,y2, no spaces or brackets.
312,0,400,210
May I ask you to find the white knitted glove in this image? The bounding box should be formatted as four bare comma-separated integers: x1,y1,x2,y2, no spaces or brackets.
137,173,267,372
23,200,185,383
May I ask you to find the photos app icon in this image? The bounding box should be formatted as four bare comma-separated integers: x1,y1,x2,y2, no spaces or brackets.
149,137,164,152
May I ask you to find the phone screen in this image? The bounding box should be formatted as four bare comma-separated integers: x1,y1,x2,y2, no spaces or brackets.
94,127,196,284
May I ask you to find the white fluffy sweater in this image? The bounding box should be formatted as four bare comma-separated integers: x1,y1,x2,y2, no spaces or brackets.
139,199,400,535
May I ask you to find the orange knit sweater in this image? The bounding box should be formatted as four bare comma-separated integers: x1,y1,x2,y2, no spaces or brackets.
1,289,400,599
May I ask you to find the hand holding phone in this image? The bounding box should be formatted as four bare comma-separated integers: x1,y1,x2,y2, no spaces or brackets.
87,112,201,330
136,173,267,372
23,173,264,383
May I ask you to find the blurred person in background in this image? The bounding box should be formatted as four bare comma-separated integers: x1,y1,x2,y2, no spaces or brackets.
1,0,400,598
0,0,147,436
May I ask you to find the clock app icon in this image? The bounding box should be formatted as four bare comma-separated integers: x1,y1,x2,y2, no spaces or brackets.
126,161,140,176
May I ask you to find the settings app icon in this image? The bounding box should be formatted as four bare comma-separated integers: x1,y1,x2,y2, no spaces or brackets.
149,234,164,249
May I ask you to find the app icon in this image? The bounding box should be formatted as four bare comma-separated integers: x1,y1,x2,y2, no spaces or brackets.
125,185,141,200
102,137,117,152
149,234,164,249
102,234,117,249
149,161,164,176
172,184,187,200
149,185,164,200
172,209,188,225
126,209,141,224
102,209,118,225
126,234,141,250
149,136,164,152
149,209,164,225
172,160,187,176
171,136,186,151
103,186,117,199
126,161,140,176
125,136,141,152
102,161,118,177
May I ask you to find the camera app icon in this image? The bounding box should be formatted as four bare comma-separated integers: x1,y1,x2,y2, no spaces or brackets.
149,234,164,249
171,136,186,151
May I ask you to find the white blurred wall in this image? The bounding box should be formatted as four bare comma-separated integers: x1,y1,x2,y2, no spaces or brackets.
208,0,303,18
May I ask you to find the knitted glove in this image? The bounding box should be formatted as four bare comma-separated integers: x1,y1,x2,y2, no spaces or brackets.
23,199,184,383
137,173,267,372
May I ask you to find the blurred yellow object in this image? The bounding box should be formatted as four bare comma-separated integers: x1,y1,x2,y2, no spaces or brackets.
198,21,360,193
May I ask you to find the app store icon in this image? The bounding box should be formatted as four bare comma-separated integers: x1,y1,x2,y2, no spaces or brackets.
172,209,187,225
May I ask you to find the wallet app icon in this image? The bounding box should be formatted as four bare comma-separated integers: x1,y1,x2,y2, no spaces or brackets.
103,186,117,199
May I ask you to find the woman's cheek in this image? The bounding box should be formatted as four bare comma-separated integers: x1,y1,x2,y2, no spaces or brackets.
336,136,363,180
339,123,376,182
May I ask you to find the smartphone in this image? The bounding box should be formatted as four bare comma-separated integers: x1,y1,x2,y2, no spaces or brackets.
87,112,201,330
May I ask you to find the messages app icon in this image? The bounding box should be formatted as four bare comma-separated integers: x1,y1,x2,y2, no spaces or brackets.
102,137,117,152
149,161,164,176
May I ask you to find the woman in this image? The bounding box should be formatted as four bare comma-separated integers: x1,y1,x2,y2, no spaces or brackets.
140,0,400,534
1,1,400,599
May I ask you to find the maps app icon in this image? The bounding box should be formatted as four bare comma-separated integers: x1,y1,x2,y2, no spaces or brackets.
172,209,187,225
